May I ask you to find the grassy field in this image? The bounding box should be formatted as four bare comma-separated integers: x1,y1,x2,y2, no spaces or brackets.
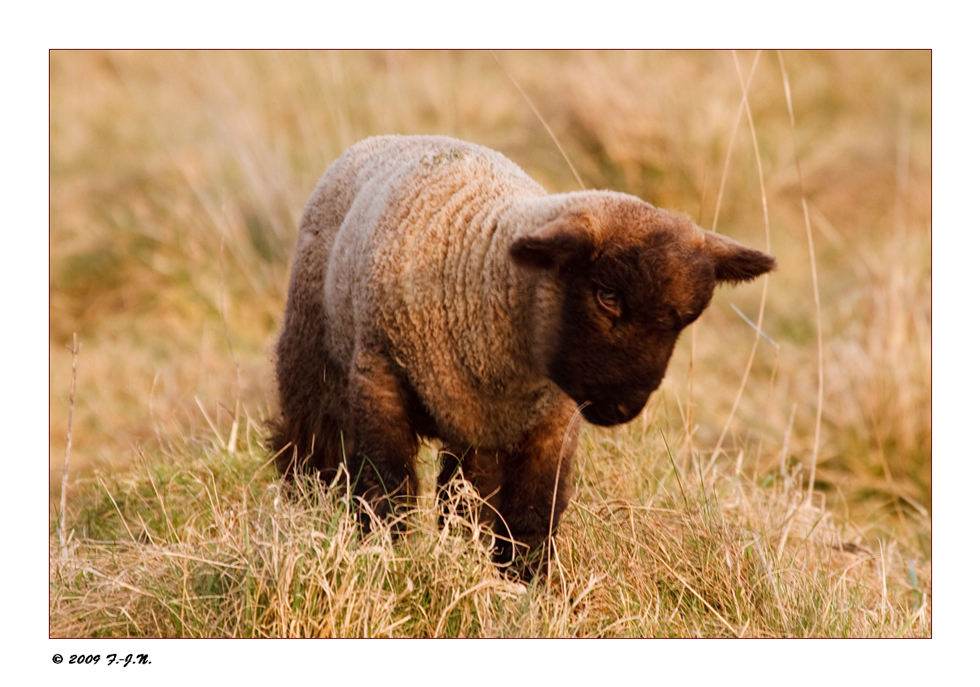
49,50,931,637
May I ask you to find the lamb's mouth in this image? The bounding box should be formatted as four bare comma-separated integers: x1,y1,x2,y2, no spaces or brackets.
580,399,644,427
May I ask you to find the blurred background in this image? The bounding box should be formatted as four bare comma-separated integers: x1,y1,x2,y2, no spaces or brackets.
49,50,931,531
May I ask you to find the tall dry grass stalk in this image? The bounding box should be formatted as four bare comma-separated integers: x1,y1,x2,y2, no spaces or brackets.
777,51,825,506
706,50,772,473
58,333,79,556
491,51,586,191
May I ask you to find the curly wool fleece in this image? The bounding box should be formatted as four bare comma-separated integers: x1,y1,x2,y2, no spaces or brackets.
270,135,775,572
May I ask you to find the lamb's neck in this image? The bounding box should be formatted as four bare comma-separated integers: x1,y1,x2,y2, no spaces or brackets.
491,196,572,385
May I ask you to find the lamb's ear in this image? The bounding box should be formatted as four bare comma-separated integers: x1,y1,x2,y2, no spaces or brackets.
510,218,594,270
702,230,776,283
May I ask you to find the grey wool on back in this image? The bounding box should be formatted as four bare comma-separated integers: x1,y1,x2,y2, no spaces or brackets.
270,135,775,576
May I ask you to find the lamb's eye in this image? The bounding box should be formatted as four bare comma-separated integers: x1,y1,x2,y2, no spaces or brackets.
595,286,621,317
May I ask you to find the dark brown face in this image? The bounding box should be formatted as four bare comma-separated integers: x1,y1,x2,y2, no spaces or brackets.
545,233,716,426
511,197,776,428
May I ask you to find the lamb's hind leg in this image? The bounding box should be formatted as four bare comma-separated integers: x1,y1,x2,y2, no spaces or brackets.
347,345,422,525
269,406,346,485
270,326,349,485
270,222,349,484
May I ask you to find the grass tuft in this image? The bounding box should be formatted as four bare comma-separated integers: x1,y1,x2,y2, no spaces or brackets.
51,431,929,637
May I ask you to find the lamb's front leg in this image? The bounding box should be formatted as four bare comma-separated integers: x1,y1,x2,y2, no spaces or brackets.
437,443,505,530
494,401,582,579
347,345,421,524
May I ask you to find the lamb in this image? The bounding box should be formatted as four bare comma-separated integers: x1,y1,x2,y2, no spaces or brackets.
270,134,775,574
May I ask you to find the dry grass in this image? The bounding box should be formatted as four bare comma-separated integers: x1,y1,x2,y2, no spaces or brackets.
50,50,931,637
50,434,929,638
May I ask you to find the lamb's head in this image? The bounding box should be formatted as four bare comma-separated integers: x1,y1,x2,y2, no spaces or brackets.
511,194,776,427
